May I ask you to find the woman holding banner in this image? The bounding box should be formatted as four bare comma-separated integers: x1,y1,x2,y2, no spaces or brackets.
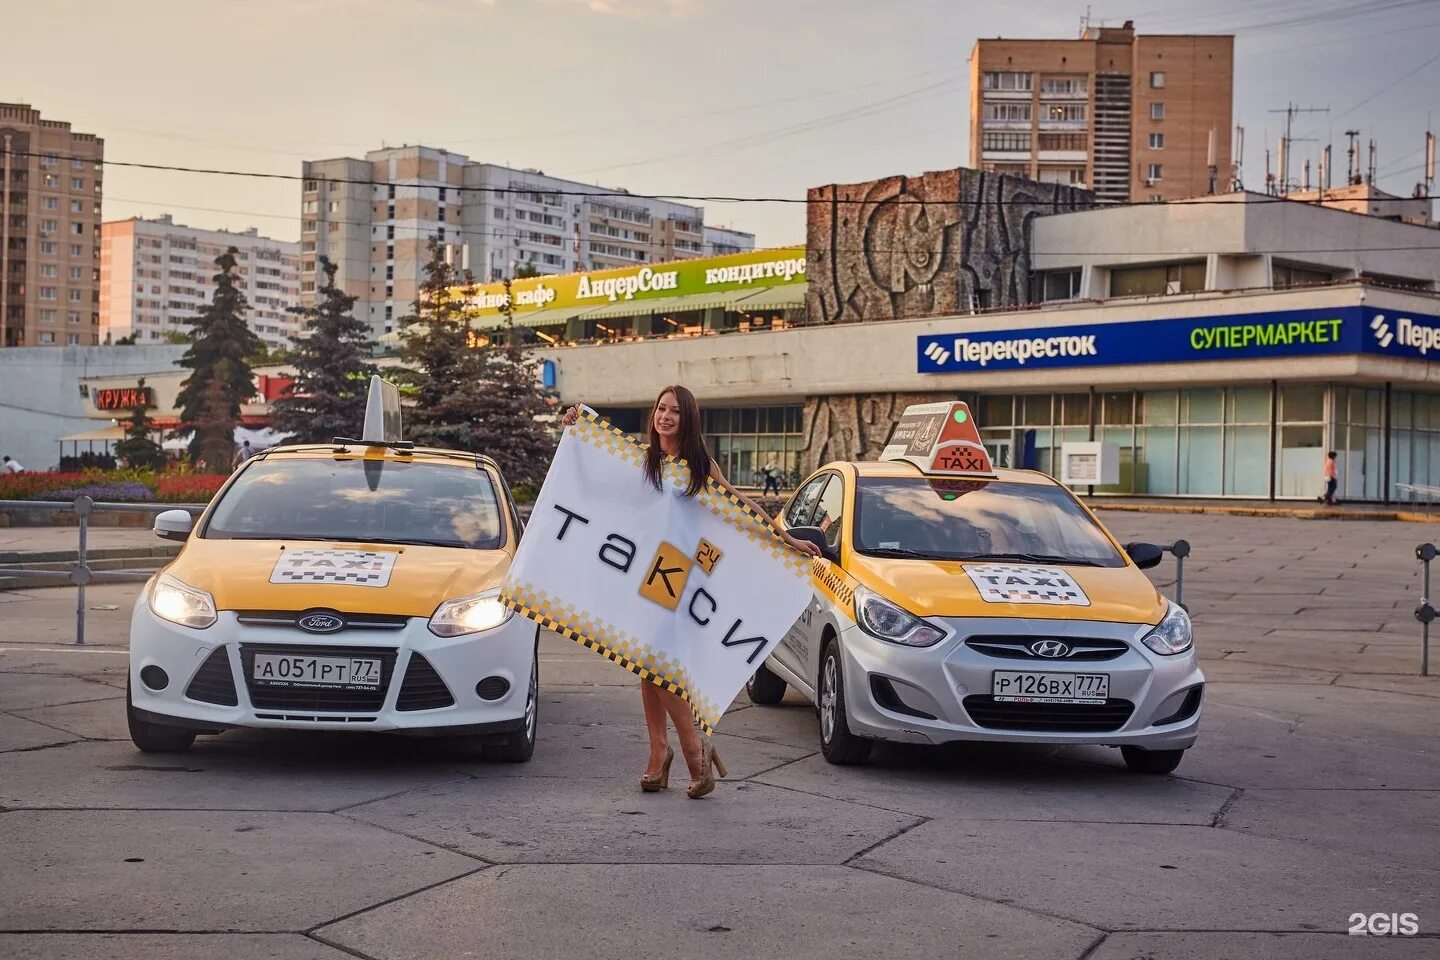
562,386,820,799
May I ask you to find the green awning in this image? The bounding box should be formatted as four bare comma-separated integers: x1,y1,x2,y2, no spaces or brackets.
470,305,593,331
578,290,750,321
734,283,808,311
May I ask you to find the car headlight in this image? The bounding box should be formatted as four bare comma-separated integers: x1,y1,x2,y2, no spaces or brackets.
429,589,514,637
854,585,946,647
1139,601,1193,656
149,573,217,629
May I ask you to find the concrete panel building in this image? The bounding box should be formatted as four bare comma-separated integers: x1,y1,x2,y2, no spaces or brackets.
0,103,104,348
100,215,302,352
969,22,1233,204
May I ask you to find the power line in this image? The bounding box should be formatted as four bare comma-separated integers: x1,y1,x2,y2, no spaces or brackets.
1333,48,1440,121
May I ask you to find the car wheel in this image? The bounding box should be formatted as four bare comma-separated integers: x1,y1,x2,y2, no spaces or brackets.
818,640,871,765
1121,745,1185,775
126,679,196,754
485,650,538,763
746,662,787,705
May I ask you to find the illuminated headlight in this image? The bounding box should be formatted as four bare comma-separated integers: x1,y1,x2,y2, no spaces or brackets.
429,589,514,637
1139,601,1193,656
854,585,946,647
149,573,217,629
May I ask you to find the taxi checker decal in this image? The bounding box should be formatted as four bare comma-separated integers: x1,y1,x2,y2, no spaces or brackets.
269,549,398,588
963,564,1091,607
811,557,857,619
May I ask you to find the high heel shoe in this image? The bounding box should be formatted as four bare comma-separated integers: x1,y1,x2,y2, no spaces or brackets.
686,743,728,799
640,746,674,792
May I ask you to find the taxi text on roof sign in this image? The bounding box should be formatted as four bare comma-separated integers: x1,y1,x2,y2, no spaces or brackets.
880,401,997,478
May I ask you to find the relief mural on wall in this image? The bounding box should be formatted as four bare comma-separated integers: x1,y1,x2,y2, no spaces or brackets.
801,393,962,474
806,168,1094,324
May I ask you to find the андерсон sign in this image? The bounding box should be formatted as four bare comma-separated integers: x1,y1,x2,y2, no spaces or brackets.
917,307,1440,373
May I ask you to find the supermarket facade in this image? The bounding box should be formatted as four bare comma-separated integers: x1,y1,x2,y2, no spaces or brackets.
36,169,1440,502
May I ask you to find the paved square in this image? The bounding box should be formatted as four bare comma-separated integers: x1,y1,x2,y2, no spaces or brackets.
1,513,1437,958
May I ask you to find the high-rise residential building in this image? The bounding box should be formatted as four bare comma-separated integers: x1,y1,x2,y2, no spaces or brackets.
704,225,758,257
100,215,302,351
969,21,1233,203
300,145,757,338
0,103,104,347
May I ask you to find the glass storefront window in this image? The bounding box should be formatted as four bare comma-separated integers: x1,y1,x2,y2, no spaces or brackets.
1100,392,1134,425
1281,385,1325,423
1060,393,1089,426
1179,425,1223,494
1225,425,1270,496
1277,424,1324,498
1021,395,1051,426
702,405,804,490
1183,388,1223,424
1142,391,1178,426
981,395,1014,426
1228,386,1270,423
1140,425,1179,494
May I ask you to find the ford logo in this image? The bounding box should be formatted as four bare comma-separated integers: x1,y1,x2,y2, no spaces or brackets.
1029,639,1071,658
297,612,345,634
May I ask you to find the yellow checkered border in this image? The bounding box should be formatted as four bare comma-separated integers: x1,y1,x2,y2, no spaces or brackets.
573,409,808,578
501,577,722,735
812,559,857,621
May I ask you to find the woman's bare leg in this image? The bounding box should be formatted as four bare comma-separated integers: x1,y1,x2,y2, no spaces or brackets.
639,679,672,775
655,688,705,777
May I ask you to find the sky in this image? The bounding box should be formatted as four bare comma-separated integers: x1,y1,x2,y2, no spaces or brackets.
4,0,1438,249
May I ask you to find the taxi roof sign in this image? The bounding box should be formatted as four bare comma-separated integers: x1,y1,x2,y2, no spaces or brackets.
360,375,403,445
880,401,996,478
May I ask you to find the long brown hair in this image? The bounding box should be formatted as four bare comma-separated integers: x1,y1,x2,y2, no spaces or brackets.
644,385,711,497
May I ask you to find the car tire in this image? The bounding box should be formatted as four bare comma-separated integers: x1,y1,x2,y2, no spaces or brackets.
1121,745,1185,775
126,680,197,754
818,640,871,765
485,649,538,764
746,662,787,705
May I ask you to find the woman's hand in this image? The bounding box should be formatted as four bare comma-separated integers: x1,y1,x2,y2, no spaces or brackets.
560,405,581,427
785,532,822,558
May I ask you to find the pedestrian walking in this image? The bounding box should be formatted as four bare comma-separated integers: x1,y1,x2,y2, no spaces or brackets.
2,455,23,474
231,440,253,470
762,459,781,496
1321,451,1339,505
561,387,819,798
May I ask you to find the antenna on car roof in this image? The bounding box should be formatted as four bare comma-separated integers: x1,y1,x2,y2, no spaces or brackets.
333,375,414,452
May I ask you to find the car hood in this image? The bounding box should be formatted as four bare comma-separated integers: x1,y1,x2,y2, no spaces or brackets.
164,538,512,617
845,554,1167,625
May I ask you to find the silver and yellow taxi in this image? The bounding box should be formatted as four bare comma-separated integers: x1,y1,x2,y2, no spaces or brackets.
751,401,1202,774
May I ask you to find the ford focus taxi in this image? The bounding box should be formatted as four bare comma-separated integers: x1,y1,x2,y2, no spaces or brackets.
753,401,1202,774
126,378,539,760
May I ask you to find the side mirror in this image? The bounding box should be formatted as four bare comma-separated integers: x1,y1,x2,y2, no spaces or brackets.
787,525,837,562
154,509,194,543
1124,541,1165,570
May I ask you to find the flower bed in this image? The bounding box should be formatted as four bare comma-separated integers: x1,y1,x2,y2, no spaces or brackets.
0,469,227,504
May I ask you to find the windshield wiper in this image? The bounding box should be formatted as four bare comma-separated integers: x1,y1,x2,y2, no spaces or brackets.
954,552,1107,567
860,547,948,560
329,535,469,549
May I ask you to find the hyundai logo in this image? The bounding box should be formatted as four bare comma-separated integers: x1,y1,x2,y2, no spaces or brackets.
297,612,345,634
1029,639,1071,658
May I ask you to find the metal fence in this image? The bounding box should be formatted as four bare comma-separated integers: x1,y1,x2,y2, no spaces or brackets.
0,497,206,645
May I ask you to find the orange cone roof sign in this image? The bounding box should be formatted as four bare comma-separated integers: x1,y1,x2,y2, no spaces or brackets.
880,401,996,478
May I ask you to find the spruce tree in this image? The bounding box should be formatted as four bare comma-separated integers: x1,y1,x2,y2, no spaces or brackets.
271,256,377,443
113,378,166,471
471,279,556,488
175,248,262,473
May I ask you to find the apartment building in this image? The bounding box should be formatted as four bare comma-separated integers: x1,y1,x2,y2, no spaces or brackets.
0,103,104,347
703,225,757,256
301,145,752,337
100,215,302,352
969,21,1233,203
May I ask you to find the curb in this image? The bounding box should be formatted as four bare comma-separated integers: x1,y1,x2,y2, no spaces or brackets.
1088,502,1440,523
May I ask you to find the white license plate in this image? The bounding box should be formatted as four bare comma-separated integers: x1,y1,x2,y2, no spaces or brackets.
252,654,382,689
992,671,1109,704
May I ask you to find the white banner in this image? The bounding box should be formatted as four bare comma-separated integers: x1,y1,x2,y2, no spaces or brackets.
500,411,812,734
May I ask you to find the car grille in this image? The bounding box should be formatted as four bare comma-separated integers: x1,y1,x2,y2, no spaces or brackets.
962,695,1135,733
239,643,397,712
395,653,455,711
964,636,1130,662
234,610,409,631
185,647,239,706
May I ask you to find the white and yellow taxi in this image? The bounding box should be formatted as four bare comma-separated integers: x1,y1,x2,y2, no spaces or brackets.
754,401,1202,774
126,379,539,760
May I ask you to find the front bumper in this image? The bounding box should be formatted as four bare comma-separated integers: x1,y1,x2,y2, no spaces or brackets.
836,616,1203,750
128,599,537,734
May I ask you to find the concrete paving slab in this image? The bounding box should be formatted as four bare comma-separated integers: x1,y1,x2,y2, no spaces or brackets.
1088,932,1439,959
753,749,1234,823
1,809,479,930
1334,675,1440,698
0,673,122,711
1176,727,1440,790
0,584,139,647
0,934,354,960
0,712,81,753
0,646,131,682
856,818,1440,931
1192,659,1338,684
0,738,472,811
13,696,130,741
1221,789,1440,872
345,776,915,865
318,864,1099,960
705,700,820,750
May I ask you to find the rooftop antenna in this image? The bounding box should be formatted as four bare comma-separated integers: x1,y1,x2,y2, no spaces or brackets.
1268,103,1326,196
1232,125,1246,191
1368,139,1378,185
1425,130,1436,198
1265,145,1275,196
1207,128,1219,194
1345,130,1361,185
1302,158,1311,193
1320,144,1332,194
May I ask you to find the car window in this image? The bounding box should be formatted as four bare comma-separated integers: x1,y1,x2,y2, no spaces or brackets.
814,475,846,550
853,476,1124,566
784,475,828,527
204,457,505,549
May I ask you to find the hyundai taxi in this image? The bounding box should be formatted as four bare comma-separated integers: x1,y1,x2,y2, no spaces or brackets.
126,378,539,760
753,400,1202,774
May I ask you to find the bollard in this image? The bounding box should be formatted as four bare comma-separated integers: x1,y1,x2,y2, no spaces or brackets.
1167,539,1191,611
71,496,94,646
1416,543,1436,677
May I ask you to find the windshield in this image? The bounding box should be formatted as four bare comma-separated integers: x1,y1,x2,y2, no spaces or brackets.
853,476,1125,567
204,457,505,549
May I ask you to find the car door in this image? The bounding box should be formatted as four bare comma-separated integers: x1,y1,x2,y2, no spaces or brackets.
772,474,829,685
799,473,849,689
